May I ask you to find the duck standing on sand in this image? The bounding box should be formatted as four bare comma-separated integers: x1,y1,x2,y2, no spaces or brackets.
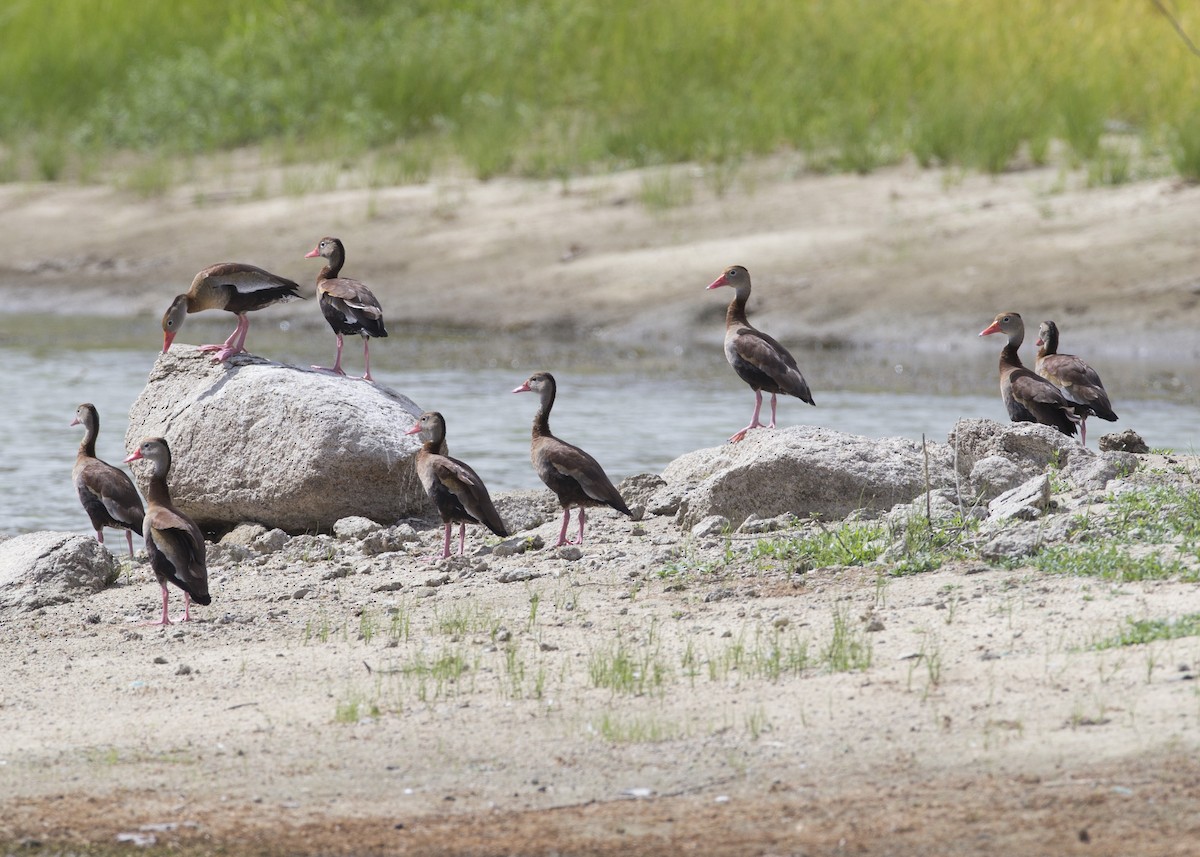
1035,320,1118,446
405,411,508,559
125,438,210,626
305,236,388,381
979,312,1084,438
71,403,144,563
162,263,302,362
512,371,632,547
707,265,815,443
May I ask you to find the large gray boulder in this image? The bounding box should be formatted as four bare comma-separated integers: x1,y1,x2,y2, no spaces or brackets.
0,533,118,612
663,426,955,529
125,348,426,533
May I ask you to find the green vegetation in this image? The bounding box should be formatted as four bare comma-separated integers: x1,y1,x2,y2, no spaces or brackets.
1094,613,1200,650
7,2,1200,181
887,513,980,576
752,523,885,572
1034,544,1195,582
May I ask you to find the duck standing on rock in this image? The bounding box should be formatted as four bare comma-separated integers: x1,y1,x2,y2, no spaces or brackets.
71,404,144,563
707,265,815,443
979,312,1084,438
512,372,632,547
1035,320,1118,446
405,411,508,559
124,438,210,626
162,263,302,362
305,236,388,381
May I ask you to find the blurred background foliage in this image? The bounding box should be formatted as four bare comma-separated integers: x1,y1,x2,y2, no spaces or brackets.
4,0,1200,183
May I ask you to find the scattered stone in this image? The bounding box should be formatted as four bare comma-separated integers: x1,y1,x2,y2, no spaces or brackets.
176,664,193,676
424,574,451,588
1099,429,1149,454
949,419,1086,484
153,656,168,664
1067,451,1139,490
221,524,268,548
967,455,1025,501
291,588,313,600
618,474,668,510
372,581,405,593
987,474,1050,523
557,546,583,561
0,533,119,613
738,512,800,534
361,525,419,556
704,588,736,603
492,490,559,534
253,529,289,554
691,515,731,538
495,627,512,642
497,569,542,584
334,516,383,540
492,535,545,557
125,348,426,532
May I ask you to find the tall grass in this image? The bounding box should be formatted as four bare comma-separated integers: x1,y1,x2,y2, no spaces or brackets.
4,1,1200,180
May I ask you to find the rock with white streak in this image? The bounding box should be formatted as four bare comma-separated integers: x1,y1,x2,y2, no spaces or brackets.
124,348,426,533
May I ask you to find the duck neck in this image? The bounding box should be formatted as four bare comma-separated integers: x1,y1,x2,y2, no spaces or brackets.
725,287,751,329
79,418,98,459
1038,324,1058,359
532,384,555,439
319,243,345,281
146,472,173,507
1001,332,1025,370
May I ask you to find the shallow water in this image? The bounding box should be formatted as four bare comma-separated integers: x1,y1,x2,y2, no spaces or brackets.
4,317,1197,536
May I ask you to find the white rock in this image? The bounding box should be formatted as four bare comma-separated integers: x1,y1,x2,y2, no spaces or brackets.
665,426,954,529
0,532,118,613
987,473,1051,523
125,348,426,533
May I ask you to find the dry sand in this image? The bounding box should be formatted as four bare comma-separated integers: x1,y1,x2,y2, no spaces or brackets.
2,156,1200,855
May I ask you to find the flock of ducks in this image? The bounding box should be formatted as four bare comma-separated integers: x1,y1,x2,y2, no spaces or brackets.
69,248,1118,626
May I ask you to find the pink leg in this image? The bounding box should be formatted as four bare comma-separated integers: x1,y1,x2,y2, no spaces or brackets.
729,390,765,443
361,337,374,382
573,508,587,545
95,530,104,544
125,530,135,563
556,508,572,546
457,523,467,555
177,592,194,623
1080,417,1088,446
766,393,779,429
202,315,250,362
142,584,173,627
312,334,347,376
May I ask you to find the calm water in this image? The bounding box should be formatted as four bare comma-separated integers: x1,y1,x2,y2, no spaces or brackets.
3,319,1197,536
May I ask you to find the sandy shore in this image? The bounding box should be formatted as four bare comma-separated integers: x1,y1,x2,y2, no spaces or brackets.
3,158,1200,854
3,154,1200,358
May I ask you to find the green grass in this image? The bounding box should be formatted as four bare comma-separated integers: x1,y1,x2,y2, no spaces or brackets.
1094,613,1200,650
1034,545,1196,582
752,523,885,572
588,630,670,697
7,2,1200,181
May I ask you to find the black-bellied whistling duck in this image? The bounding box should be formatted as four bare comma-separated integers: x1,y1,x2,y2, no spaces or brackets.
124,438,210,626
305,236,388,381
979,312,1083,438
404,411,508,559
707,265,815,443
512,372,632,547
1035,320,1118,446
71,404,144,563
162,263,302,362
